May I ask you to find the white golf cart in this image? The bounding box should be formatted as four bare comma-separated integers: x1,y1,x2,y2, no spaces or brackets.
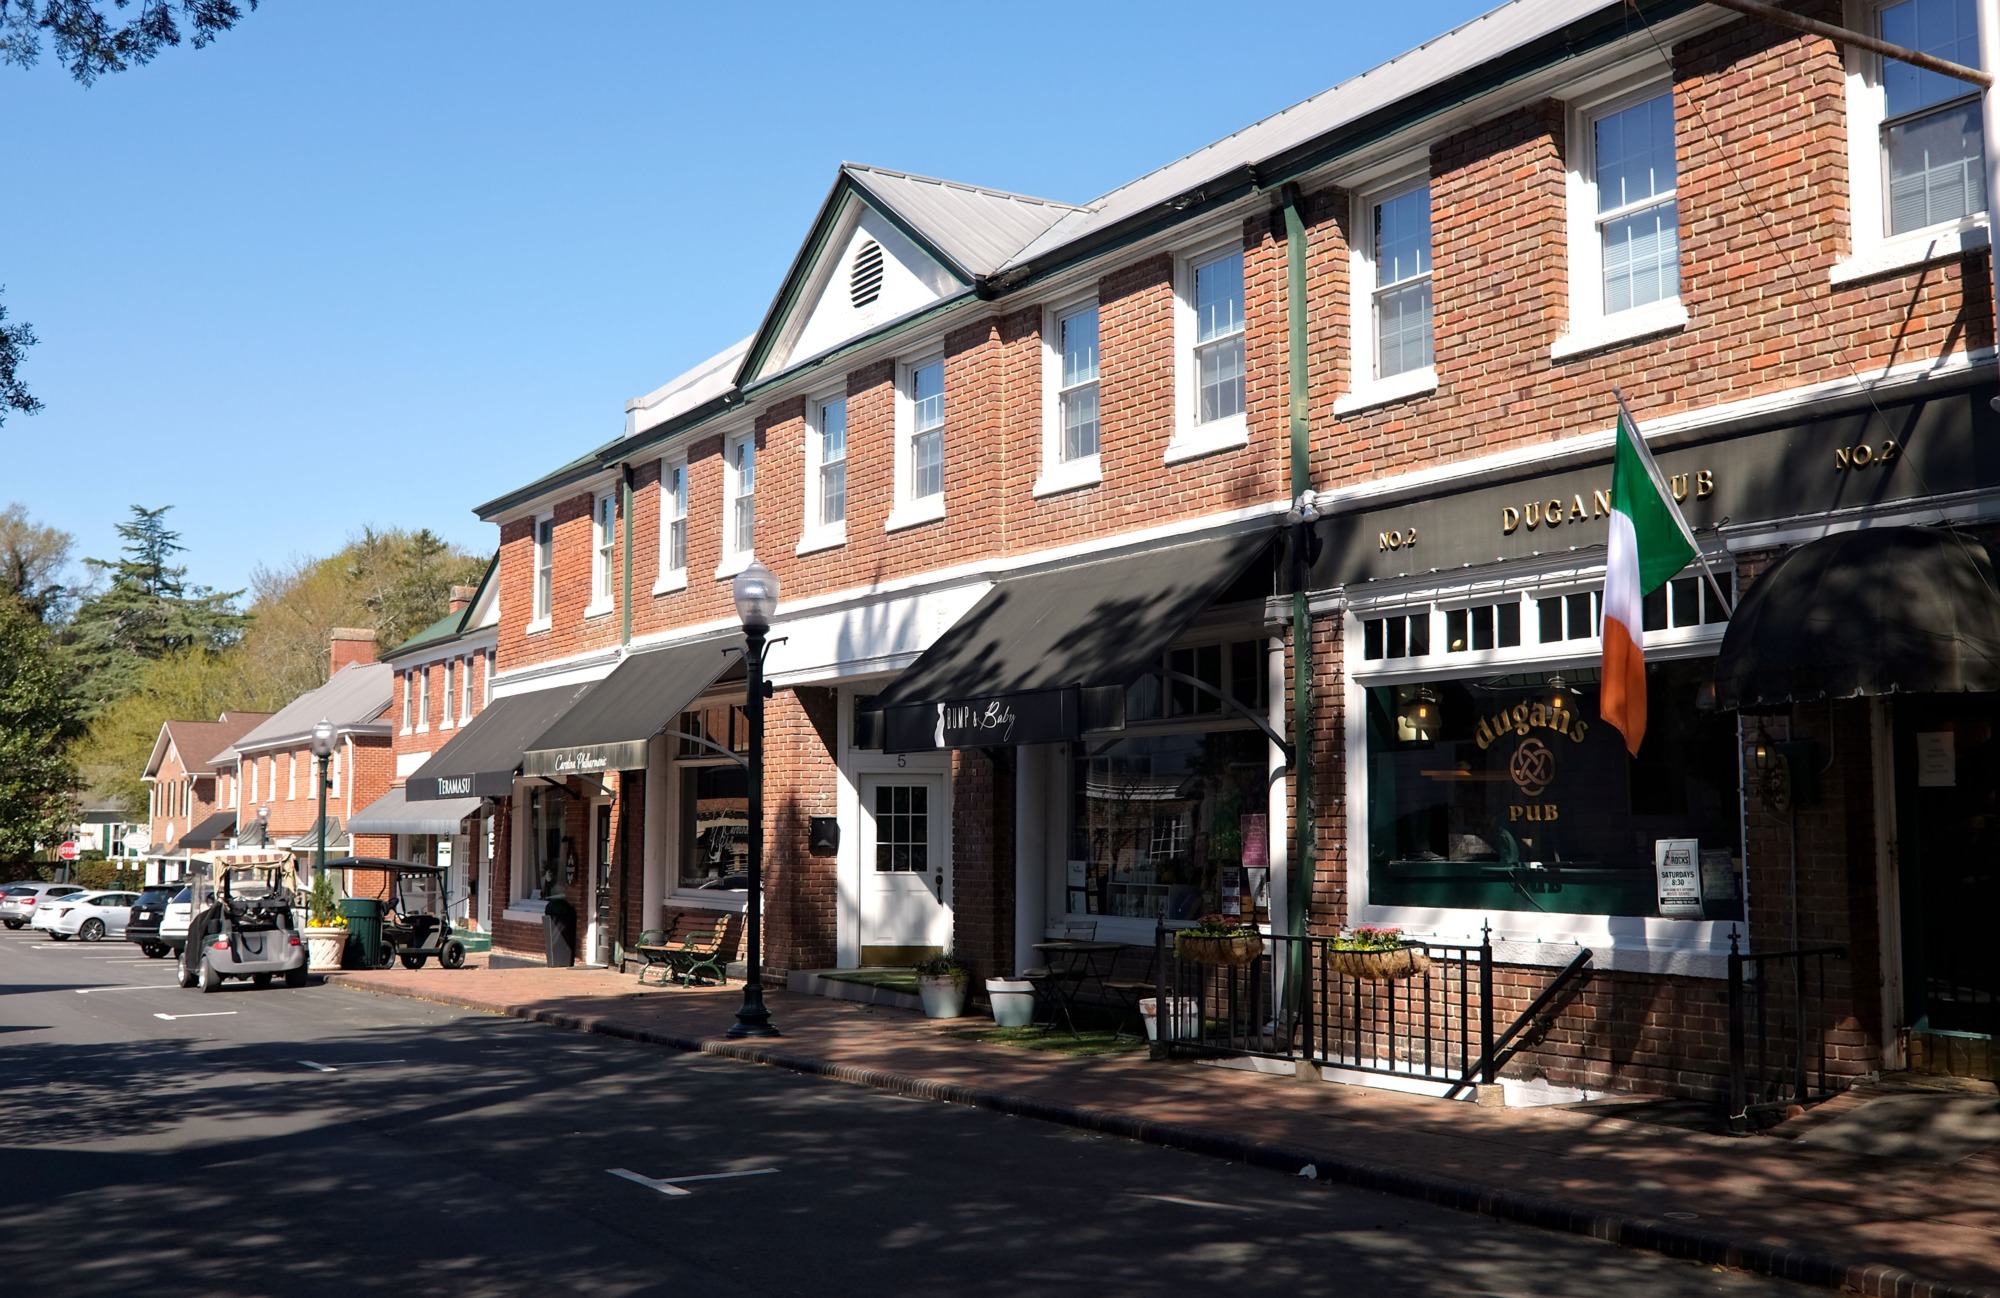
176,849,309,993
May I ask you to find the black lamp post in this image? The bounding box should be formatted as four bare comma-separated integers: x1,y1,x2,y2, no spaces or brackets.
310,718,336,884
728,557,781,1038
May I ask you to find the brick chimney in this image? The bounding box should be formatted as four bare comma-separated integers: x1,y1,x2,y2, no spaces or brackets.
448,585,478,615
330,627,377,674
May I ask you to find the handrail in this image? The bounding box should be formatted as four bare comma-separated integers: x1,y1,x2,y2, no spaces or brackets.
1444,946,1593,1099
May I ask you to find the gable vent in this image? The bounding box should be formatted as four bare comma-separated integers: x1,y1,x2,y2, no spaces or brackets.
849,239,885,308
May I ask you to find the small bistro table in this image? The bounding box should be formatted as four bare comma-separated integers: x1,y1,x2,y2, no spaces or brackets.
1031,940,1127,1036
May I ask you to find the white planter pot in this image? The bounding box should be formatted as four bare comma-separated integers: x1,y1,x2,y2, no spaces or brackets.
1140,996,1202,1042
985,977,1036,1028
304,927,348,974
917,973,967,1019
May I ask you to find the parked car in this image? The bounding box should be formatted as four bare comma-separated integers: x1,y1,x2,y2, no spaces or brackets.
48,890,138,942
125,884,180,958
1,883,85,930
30,886,98,937
158,884,214,958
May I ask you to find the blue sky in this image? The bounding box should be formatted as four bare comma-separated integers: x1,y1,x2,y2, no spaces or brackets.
4,0,1495,596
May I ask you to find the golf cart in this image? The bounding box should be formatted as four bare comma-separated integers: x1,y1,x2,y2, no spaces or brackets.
177,849,308,993
329,858,469,971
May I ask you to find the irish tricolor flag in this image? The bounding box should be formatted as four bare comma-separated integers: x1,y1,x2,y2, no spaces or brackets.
1601,401,1699,756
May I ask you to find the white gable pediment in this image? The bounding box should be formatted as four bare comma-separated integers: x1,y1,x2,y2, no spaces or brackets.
759,197,961,381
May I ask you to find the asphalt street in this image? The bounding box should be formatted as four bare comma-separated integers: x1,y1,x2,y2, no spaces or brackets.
0,929,1823,1298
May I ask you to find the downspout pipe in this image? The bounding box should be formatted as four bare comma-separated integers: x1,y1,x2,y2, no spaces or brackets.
1281,183,1317,961
619,463,635,648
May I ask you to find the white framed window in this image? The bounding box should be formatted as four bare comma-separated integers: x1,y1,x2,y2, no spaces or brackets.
1554,80,1687,359
529,513,554,632
459,654,471,720
656,458,688,593
329,748,340,798
1170,240,1248,461
1037,299,1102,495
586,491,616,618
800,393,848,554
1837,0,1989,283
248,761,257,806
441,658,455,728
889,353,947,530
288,753,297,801
1340,175,1438,414
416,666,429,731
484,648,494,706
718,432,756,576
400,672,412,733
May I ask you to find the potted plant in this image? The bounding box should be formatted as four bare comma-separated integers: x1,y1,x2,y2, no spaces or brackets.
302,870,348,974
1175,914,1262,967
984,974,1036,1028
1327,925,1432,980
543,895,577,968
913,951,970,1019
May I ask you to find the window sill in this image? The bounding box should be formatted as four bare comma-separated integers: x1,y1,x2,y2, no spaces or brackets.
885,496,946,533
582,598,616,621
502,900,548,923
1032,455,1102,498
670,890,747,913
652,571,688,597
1830,217,1989,287
1334,366,1438,416
796,524,847,556
525,618,552,636
714,550,754,581
1550,299,1688,361
1164,414,1248,464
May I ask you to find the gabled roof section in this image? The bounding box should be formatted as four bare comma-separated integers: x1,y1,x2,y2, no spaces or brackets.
741,163,1079,385
144,713,274,780
222,663,395,757
625,338,751,441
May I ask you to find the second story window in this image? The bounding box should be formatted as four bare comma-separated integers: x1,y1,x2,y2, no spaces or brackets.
1592,89,1678,316
400,672,411,732
1058,304,1100,462
815,395,847,533
442,658,455,727
910,359,944,500
590,492,616,611
1371,183,1434,379
531,515,554,628
1882,0,1984,233
459,654,471,719
728,435,756,560
483,647,494,705
417,666,429,730
659,459,688,588
1192,248,1245,425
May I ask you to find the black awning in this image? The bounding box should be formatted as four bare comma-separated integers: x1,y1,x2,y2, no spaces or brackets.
406,684,592,800
167,810,238,853
1717,526,2000,709
867,526,1278,749
520,634,740,777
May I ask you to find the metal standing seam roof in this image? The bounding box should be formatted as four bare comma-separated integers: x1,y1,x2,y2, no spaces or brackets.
840,164,1084,279
219,662,395,758
625,337,754,440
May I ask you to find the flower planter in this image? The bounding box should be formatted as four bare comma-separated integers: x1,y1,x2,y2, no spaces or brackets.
985,977,1036,1028
918,973,968,1019
303,927,348,974
1176,933,1263,968
1139,996,1202,1041
1327,945,1432,981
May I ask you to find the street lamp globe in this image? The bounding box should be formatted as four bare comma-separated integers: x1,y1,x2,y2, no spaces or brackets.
310,717,336,759
732,559,780,631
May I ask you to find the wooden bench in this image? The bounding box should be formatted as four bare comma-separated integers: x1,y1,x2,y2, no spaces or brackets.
634,915,732,987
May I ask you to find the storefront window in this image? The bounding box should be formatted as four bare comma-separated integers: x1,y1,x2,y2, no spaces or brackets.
1363,658,1742,918
525,786,562,901
679,764,748,892
1068,729,1269,922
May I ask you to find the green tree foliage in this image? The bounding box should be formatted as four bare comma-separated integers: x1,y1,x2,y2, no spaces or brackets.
0,0,256,86
66,504,245,711
356,527,488,651
73,646,268,820
0,288,40,428
0,591,84,857
0,501,73,621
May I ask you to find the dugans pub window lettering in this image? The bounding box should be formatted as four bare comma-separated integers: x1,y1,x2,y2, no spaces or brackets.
1364,659,1741,918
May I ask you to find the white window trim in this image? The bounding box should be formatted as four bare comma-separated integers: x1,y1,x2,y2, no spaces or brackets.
1169,237,1250,463
1341,167,1439,414
287,753,297,801
1036,297,1104,497
1834,0,1993,285
654,456,689,595
887,351,948,531
459,654,471,721
1552,77,1688,361
527,512,554,635
441,658,456,729
400,673,412,735
798,389,850,555
584,491,616,620
716,430,757,579
415,667,429,733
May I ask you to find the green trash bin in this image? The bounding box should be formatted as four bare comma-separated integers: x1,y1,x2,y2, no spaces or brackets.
339,897,384,970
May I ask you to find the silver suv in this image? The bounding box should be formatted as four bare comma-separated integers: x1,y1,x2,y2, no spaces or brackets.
1,883,86,930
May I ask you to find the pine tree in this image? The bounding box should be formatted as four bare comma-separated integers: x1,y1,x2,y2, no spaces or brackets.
0,592,84,857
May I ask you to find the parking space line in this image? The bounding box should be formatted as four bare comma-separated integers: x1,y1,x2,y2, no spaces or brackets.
607,1167,778,1197
74,985,177,994
154,1011,236,1021
296,1058,407,1072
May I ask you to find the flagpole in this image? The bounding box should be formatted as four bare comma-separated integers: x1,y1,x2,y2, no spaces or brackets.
1610,387,1735,617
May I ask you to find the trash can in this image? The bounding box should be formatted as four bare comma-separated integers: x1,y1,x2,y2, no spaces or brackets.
339,897,385,969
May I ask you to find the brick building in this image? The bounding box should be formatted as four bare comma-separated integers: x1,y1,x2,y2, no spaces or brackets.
422,0,2000,1097
348,568,500,928
141,711,271,884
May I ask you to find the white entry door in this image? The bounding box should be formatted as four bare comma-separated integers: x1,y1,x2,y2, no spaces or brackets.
860,774,950,957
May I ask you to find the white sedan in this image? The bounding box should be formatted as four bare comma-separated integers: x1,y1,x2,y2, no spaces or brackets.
45,891,139,942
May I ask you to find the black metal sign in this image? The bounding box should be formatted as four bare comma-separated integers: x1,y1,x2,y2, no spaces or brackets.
940,687,1078,748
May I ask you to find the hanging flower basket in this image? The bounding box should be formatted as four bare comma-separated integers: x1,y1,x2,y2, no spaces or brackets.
1176,932,1263,968
1327,944,1432,981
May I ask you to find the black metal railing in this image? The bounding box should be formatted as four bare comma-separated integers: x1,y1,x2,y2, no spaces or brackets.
1150,924,1590,1094
1726,933,1846,1131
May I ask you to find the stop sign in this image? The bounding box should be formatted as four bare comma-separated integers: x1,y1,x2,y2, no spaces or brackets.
57,841,78,862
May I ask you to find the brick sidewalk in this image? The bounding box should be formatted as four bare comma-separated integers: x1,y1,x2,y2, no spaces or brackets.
330,960,2000,1297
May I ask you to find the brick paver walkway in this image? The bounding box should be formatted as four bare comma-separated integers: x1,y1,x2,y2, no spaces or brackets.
331,960,2000,1297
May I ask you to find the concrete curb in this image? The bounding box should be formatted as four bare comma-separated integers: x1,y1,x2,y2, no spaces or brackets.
330,977,2000,1298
